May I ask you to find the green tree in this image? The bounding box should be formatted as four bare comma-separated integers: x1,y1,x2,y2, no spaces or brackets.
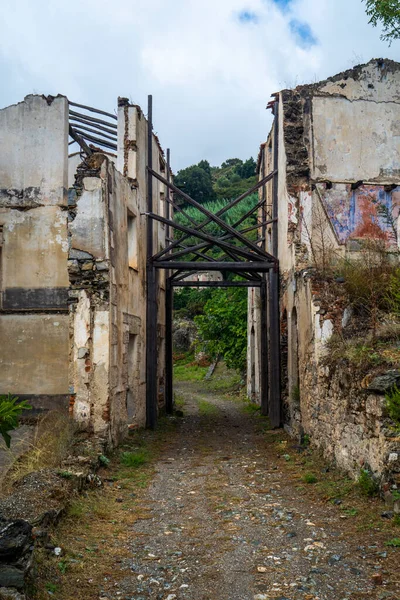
197,160,212,176
195,288,248,372
174,165,216,205
364,0,400,44
236,157,256,179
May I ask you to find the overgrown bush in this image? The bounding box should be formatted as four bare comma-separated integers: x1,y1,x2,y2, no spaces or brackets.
0,394,31,448
339,241,396,337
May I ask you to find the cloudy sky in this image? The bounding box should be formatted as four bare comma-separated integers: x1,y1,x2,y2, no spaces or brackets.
1,0,399,170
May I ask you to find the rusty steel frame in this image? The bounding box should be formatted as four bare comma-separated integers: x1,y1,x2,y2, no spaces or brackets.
145,95,282,430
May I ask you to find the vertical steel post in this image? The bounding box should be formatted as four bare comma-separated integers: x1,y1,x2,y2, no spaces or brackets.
165,148,174,414
146,95,158,429
260,150,269,415
268,99,281,427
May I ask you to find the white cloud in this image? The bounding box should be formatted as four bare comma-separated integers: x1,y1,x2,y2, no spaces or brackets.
0,0,399,170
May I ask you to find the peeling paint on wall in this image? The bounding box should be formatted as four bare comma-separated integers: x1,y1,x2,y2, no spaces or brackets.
318,183,400,246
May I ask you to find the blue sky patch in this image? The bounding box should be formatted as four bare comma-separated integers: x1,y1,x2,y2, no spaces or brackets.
271,0,293,11
289,19,318,48
238,10,259,24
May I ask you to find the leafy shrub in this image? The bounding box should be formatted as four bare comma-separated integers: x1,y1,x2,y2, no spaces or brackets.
358,468,379,497
385,385,400,426
195,287,248,372
0,394,31,448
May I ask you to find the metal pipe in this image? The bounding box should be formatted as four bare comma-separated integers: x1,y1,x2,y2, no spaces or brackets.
69,100,117,120
69,109,118,129
71,129,117,150
73,125,117,143
69,115,118,136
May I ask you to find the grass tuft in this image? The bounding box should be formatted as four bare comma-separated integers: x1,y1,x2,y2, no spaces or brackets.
358,468,380,497
198,400,220,416
2,411,76,491
120,449,150,468
303,472,318,484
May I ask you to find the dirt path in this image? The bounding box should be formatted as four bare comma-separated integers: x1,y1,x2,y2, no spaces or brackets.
36,380,400,600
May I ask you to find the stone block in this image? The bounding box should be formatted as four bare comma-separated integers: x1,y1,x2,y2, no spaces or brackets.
368,371,400,394
69,249,94,260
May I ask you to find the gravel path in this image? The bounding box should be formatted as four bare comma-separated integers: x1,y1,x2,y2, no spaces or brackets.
108,383,400,600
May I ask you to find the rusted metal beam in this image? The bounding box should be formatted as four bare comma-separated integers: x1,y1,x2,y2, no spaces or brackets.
173,280,262,287
146,212,274,263
69,101,117,120
68,125,92,155
148,168,274,261
268,101,281,428
73,125,117,143
150,169,277,261
165,277,173,414
71,128,117,151
154,261,274,271
158,199,276,263
69,109,118,129
69,117,118,137
162,218,277,263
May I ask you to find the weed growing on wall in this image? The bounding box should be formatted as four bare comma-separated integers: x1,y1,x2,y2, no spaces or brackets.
385,384,400,427
0,394,31,448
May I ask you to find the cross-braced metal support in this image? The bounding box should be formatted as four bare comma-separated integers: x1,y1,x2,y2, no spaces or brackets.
145,94,281,430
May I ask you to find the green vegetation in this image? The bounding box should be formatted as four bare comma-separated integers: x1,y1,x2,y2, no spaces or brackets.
302,472,318,484
385,384,400,426
174,362,209,382
57,470,73,480
0,393,31,448
120,449,150,468
174,157,256,206
364,0,400,44
174,193,258,246
174,287,213,318
358,468,380,497
291,384,300,403
198,399,220,416
195,287,248,372
174,162,216,205
385,537,400,547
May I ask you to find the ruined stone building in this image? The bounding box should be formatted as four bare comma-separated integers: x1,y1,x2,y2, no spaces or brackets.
0,94,169,444
248,59,400,485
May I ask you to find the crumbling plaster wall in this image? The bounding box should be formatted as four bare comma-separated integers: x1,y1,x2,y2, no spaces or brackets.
0,93,167,443
280,60,400,481
248,60,400,481
68,100,167,442
0,95,70,410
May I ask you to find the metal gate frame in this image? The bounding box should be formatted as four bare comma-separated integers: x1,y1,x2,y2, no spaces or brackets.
145,96,281,429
